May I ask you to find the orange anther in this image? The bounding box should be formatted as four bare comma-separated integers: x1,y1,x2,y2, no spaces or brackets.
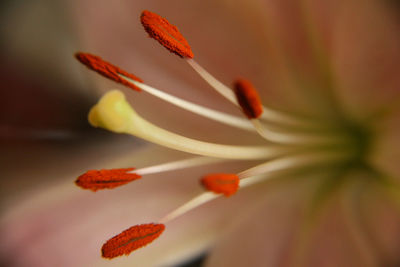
75,168,141,191
75,52,143,91
102,223,165,259
201,173,239,197
234,79,263,119
141,10,194,58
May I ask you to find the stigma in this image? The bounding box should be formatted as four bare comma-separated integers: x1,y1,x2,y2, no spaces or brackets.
74,10,357,259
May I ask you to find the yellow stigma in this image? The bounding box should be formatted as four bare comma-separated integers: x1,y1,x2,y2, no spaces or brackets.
88,90,136,133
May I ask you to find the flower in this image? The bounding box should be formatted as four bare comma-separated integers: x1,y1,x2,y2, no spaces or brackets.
2,0,400,267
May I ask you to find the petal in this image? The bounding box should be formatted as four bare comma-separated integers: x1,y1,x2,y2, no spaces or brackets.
302,170,391,267
369,108,400,180
205,169,387,267
205,173,318,267
358,180,400,265
305,193,371,267
330,0,400,119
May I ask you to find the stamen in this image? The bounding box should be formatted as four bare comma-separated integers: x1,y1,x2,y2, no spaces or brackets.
201,173,239,197
186,59,238,104
134,157,225,176
237,152,350,181
250,119,347,145
186,59,323,128
234,79,263,119
75,52,327,137
74,51,254,131
101,223,165,259
120,75,254,131
160,151,350,223
77,52,329,141
75,168,141,191
123,74,346,145
231,79,346,144
159,192,218,224
88,90,292,159
76,158,223,192
140,10,194,58
75,52,143,91
137,12,329,129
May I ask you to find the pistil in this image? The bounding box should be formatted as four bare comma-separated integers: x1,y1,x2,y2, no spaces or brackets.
88,90,293,159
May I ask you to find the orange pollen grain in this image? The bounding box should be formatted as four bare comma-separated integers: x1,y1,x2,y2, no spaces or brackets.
102,223,165,259
234,79,263,119
75,52,143,91
140,10,194,58
201,173,239,197
75,168,141,191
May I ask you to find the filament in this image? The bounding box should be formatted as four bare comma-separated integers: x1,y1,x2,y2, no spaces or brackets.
186,59,319,128
120,75,254,131
160,151,348,224
134,157,225,176
250,119,347,145
237,151,350,182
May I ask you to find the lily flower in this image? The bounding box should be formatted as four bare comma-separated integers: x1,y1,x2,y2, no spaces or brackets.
2,0,400,267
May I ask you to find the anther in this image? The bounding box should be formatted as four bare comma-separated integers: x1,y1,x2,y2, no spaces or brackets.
201,173,239,197
75,52,143,91
102,223,165,259
234,79,263,119
75,168,141,191
140,10,194,58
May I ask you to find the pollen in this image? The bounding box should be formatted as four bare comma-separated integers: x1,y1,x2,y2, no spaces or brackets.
234,79,263,119
75,52,143,91
102,223,165,259
75,168,141,191
140,10,194,58
201,173,239,197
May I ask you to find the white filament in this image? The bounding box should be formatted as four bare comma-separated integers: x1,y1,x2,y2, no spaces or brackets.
237,151,349,180
123,74,341,145
251,119,346,145
159,192,218,223
121,75,254,132
186,59,318,127
134,157,225,176
186,59,238,104
159,151,348,224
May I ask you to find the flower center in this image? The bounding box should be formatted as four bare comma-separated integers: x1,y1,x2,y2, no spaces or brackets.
73,9,374,259
339,119,372,167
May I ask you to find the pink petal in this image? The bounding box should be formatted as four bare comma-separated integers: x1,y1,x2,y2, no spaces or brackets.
358,181,400,265
369,108,400,180
306,188,376,267
205,175,317,267
331,0,400,119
